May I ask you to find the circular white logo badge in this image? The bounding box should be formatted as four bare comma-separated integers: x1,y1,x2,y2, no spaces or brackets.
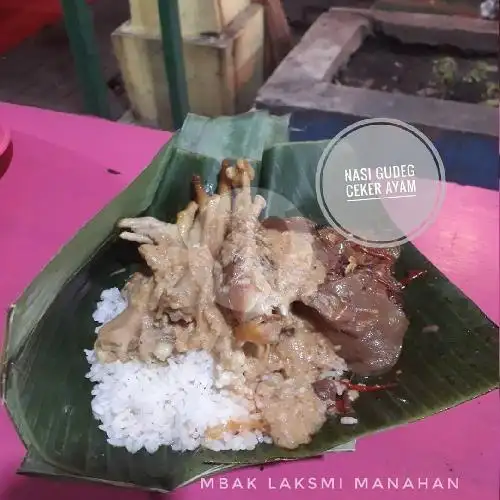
316,118,446,248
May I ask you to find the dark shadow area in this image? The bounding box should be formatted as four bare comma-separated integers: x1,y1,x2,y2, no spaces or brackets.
336,34,499,105
0,0,129,119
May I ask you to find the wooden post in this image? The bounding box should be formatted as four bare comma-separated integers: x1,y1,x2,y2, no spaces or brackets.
112,4,264,129
130,0,250,35
253,0,292,77
60,0,111,119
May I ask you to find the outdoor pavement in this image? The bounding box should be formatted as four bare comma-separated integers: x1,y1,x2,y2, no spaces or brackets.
0,0,129,119
0,0,368,120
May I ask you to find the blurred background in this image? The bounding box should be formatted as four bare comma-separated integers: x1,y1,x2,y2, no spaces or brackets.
0,0,497,128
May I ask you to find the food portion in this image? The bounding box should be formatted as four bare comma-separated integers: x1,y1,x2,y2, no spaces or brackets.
86,159,410,454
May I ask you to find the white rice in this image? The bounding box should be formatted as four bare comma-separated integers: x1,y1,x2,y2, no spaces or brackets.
91,287,127,325
86,288,271,454
340,416,358,425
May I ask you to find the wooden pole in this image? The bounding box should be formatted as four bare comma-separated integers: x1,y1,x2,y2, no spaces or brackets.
157,0,190,130
253,0,292,77
60,0,111,119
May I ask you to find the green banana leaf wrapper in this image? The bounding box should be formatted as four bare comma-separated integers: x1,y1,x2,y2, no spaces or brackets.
1,111,498,493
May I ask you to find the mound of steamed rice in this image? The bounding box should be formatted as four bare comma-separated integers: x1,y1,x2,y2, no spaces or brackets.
86,288,272,454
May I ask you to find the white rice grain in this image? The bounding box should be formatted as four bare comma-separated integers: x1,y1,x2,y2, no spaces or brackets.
86,287,268,454
92,287,127,325
340,416,358,425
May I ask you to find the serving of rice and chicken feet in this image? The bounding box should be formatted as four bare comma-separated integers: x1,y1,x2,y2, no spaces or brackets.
86,159,409,455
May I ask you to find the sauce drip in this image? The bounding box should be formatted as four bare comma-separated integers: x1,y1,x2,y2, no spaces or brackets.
400,270,427,288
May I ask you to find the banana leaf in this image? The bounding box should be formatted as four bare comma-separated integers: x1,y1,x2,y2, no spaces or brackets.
1,111,498,492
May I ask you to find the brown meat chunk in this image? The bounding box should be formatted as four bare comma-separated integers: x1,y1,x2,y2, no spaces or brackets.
95,273,177,363
215,161,280,322
94,273,154,362
299,270,408,375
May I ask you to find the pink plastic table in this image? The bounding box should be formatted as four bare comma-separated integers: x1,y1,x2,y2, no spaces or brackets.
0,102,498,500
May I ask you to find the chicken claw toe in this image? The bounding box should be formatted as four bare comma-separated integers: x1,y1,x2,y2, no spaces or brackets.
176,200,199,241
119,231,154,244
192,175,209,207
118,216,162,231
251,195,267,218
218,160,233,195
118,217,177,244
226,159,255,188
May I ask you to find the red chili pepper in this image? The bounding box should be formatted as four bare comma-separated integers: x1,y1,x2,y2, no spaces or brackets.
352,244,395,262
400,270,427,287
341,380,397,392
334,397,345,414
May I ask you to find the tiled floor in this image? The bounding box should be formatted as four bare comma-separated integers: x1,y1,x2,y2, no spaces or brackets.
0,0,129,119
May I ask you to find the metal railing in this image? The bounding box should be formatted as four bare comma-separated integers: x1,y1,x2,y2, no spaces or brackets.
60,0,189,129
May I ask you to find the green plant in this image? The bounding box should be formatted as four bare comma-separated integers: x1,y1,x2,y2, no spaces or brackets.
432,57,458,88
483,81,500,107
463,61,497,84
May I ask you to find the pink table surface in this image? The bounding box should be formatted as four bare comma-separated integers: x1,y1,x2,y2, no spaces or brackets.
0,102,498,500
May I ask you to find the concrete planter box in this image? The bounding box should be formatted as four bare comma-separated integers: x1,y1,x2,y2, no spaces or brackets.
256,9,499,190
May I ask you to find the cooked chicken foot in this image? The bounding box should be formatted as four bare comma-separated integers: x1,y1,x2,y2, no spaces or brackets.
216,160,280,324
118,217,182,245
118,199,201,314
192,174,209,207
225,159,255,189
191,171,232,258
218,160,233,195
95,273,177,363
177,200,200,245
223,214,325,352
140,173,233,351
95,273,154,362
